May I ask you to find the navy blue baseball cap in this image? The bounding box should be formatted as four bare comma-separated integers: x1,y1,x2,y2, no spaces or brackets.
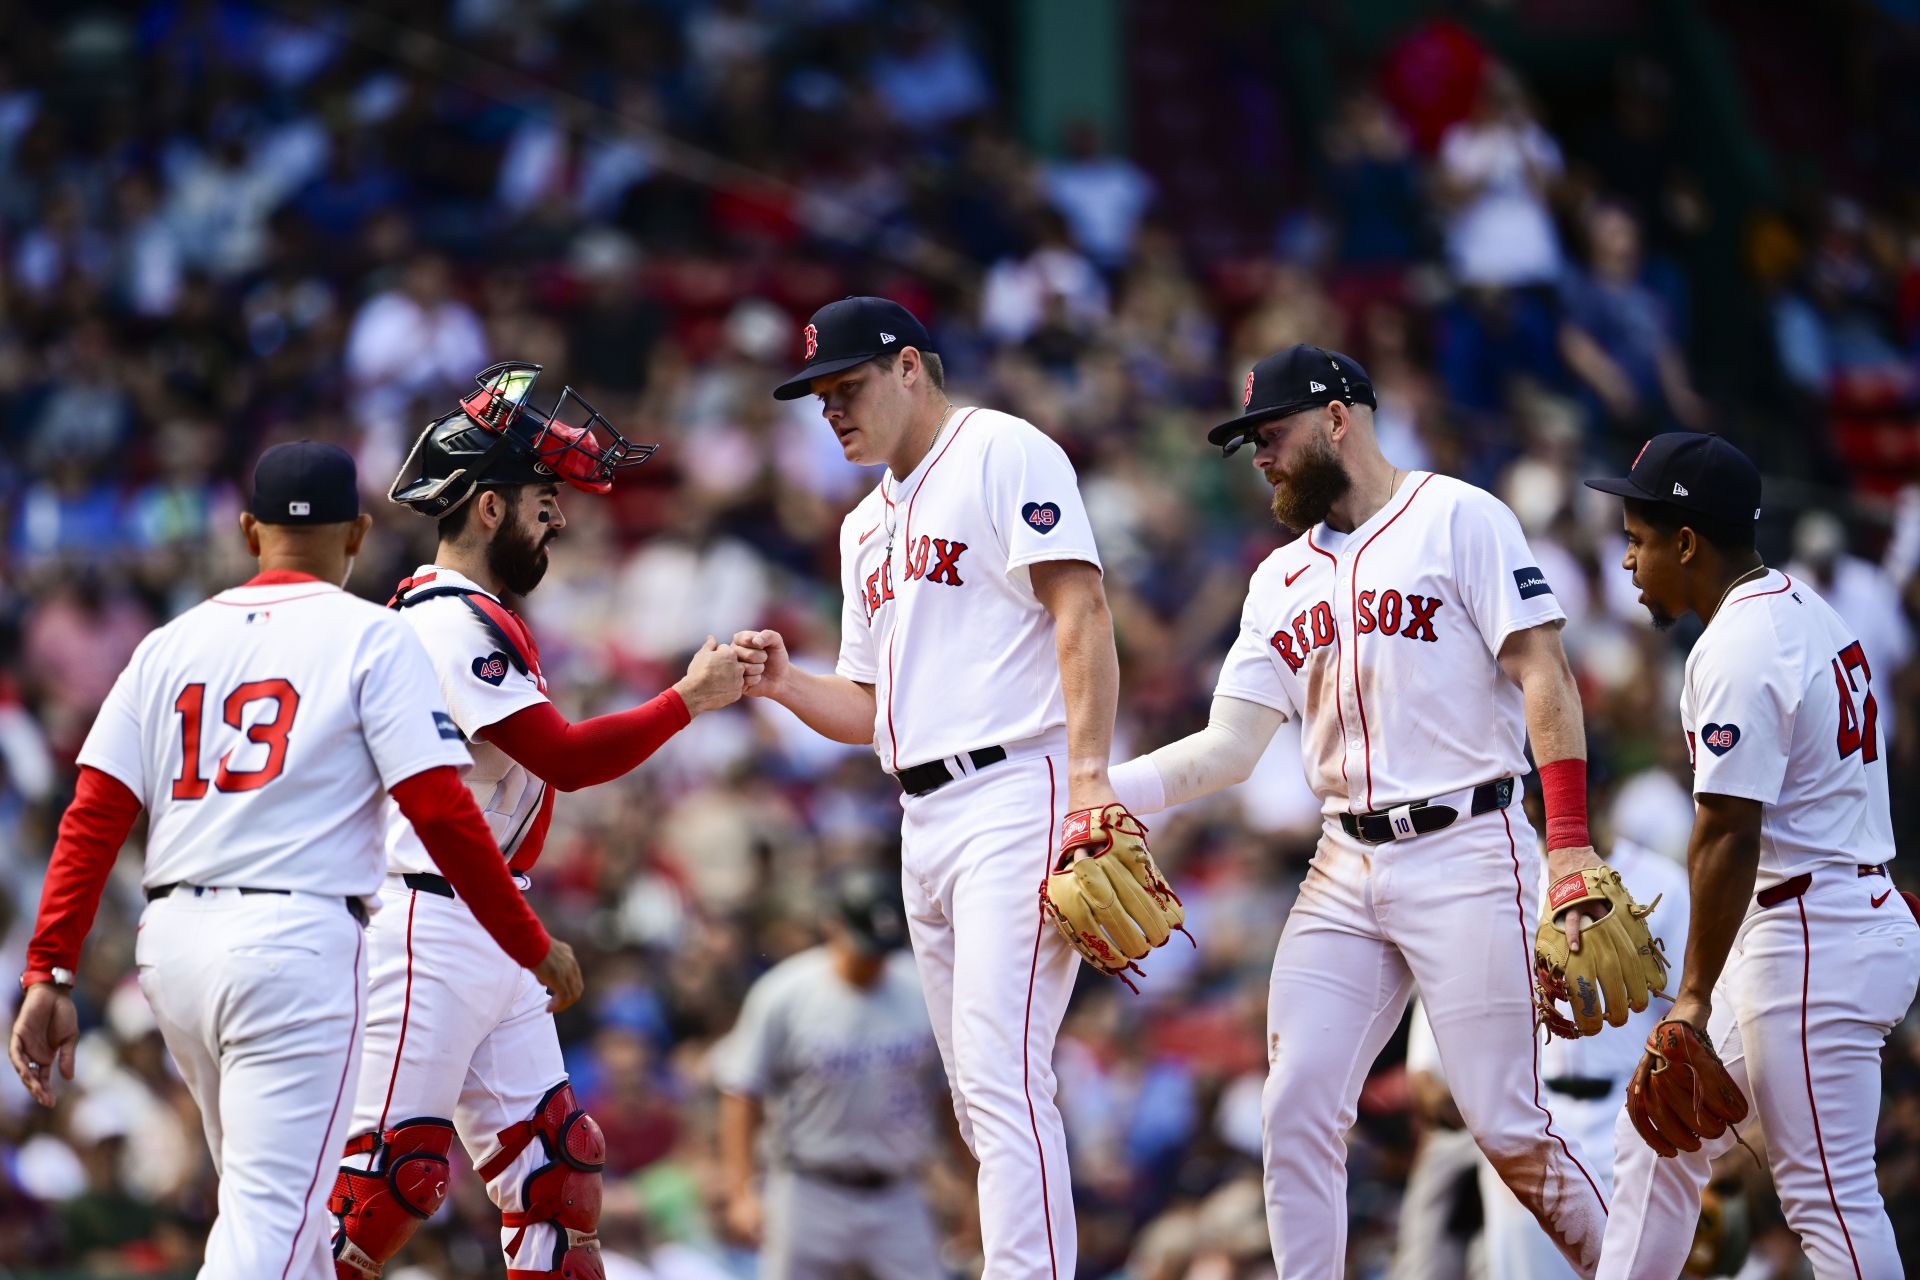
249,441,360,525
1585,433,1762,525
772,296,935,400
1209,344,1377,454
831,869,908,953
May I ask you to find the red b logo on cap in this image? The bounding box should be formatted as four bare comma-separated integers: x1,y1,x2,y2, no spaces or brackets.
803,324,818,360
1243,369,1255,408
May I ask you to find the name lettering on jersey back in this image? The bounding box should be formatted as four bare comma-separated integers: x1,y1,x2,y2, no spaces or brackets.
863,535,970,622
1268,590,1446,673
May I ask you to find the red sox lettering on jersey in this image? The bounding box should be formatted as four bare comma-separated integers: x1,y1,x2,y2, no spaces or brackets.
1215,472,1564,816
860,536,969,622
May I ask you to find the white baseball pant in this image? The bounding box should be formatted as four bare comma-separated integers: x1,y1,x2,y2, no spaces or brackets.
1598,872,1919,1279
136,887,368,1280
760,1169,943,1279
1262,808,1608,1278
341,878,569,1272
1481,1087,1622,1280
900,733,1077,1280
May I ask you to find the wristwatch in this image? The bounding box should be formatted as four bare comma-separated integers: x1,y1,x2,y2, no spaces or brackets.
19,968,74,992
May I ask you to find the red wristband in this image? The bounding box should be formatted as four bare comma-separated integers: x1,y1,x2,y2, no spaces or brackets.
1538,757,1590,851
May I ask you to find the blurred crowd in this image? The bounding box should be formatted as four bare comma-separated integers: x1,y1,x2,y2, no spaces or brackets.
2,2,1919,1278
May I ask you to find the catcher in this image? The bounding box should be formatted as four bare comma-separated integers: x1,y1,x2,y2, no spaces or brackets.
1588,434,1919,1279
329,364,747,1280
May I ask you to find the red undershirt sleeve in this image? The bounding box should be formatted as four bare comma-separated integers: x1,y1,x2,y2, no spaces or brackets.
26,767,143,976
389,765,551,968
482,690,691,791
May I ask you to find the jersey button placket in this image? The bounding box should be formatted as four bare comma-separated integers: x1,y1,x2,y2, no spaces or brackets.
1336,554,1365,813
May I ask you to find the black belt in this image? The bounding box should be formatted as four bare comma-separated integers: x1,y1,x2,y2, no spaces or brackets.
146,882,369,926
402,871,532,900
895,745,1008,797
1337,778,1515,845
1544,1075,1615,1100
787,1160,901,1191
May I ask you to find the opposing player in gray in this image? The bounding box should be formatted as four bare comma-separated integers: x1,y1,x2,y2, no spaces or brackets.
714,871,950,1280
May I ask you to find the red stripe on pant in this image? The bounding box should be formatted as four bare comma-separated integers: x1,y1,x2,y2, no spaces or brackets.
1018,756,1061,1278
282,928,364,1280
1797,896,1864,1278
1502,811,1608,1212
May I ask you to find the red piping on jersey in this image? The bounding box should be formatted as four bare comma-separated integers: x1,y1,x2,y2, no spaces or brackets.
1502,809,1609,1216
1303,531,1351,810
374,890,421,1135
1348,474,1437,811
1797,896,1864,1277
884,408,979,774
1019,756,1061,1278
282,927,363,1280
1727,572,1793,610
209,588,340,607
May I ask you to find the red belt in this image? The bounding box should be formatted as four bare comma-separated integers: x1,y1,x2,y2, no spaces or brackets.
1756,864,1886,909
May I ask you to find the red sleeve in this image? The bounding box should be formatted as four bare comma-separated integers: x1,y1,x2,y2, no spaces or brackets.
389,766,551,969
27,767,144,975
483,690,690,792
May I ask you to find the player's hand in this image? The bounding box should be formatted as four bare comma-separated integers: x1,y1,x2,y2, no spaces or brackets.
674,636,745,715
731,629,790,700
722,1184,763,1246
9,982,79,1108
532,939,584,1013
1545,843,1606,955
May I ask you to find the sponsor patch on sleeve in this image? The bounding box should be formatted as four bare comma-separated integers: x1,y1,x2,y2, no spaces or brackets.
433,711,462,741
1512,566,1553,600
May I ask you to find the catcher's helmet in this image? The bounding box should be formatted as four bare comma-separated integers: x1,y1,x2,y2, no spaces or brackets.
389,362,657,517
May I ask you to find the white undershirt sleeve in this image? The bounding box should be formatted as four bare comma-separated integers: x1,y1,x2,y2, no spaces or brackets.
1112,695,1286,815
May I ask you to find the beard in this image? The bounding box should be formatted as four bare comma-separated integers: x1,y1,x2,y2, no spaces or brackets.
1645,603,1677,631
1266,429,1351,531
487,515,553,596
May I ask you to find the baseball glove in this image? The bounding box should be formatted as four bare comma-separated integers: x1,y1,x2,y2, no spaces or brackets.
1627,1019,1750,1157
1533,864,1669,1038
1039,804,1187,989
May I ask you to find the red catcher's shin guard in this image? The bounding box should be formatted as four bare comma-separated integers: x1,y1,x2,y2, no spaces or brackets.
330,1119,455,1278
505,1230,605,1279
488,1083,607,1280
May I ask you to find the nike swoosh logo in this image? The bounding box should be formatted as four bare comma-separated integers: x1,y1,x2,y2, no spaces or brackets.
857,524,881,545
1871,889,1892,909
1285,565,1310,587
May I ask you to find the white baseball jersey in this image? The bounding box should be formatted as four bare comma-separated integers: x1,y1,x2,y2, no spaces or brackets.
833,408,1101,771
1213,473,1565,816
77,574,470,897
1681,569,1895,891
383,566,549,875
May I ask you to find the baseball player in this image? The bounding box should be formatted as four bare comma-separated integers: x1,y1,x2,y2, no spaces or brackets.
330,363,745,1280
1586,433,1920,1279
735,296,1182,1279
7,442,579,1280
713,869,947,1279
1107,345,1658,1277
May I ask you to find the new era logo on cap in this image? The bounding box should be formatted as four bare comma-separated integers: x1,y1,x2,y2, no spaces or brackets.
1309,381,1326,393
1672,482,1689,497
880,332,896,344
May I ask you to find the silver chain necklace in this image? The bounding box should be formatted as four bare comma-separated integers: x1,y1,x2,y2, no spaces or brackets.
883,401,955,562
1706,563,1768,627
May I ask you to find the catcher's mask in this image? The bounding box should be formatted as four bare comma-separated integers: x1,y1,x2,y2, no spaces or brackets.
389,362,657,517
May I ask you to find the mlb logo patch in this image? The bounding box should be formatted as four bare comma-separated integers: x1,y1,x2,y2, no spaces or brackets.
245,610,271,625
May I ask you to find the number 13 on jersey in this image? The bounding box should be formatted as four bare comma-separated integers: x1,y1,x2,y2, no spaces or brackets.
172,679,302,799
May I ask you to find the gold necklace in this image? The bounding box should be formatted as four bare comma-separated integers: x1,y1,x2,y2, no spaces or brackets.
1706,563,1768,626
884,402,955,561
